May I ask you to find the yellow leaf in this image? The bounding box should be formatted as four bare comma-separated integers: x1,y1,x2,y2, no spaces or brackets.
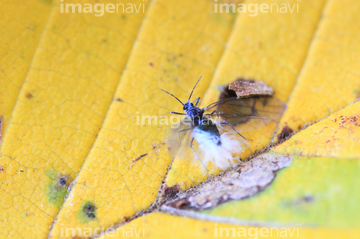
48,0,240,238
276,0,360,139
1,0,359,238
0,0,147,238
0,0,52,136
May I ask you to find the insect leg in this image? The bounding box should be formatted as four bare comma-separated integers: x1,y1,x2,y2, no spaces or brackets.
190,137,209,172
177,128,192,145
219,122,252,141
170,111,186,115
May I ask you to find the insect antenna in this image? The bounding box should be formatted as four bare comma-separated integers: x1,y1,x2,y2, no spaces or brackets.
188,75,202,102
160,89,184,106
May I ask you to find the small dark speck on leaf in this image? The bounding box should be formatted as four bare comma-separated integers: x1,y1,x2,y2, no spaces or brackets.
59,177,67,186
303,195,314,202
277,124,294,143
83,202,96,219
293,195,314,206
161,184,181,201
116,98,123,102
25,92,33,99
55,173,70,187
148,62,154,67
20,169,24,172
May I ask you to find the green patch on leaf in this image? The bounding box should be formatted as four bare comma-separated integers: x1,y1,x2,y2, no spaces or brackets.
45,168,70,207
77,202,97,223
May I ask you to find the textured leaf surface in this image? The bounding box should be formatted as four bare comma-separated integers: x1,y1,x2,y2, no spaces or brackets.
48,0,240,238
276,0,360,139
0,0,52,136
0,0,147,238
274,101,360,158
0,0,359,238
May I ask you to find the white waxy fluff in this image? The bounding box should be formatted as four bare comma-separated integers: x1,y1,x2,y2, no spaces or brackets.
191,125,247,170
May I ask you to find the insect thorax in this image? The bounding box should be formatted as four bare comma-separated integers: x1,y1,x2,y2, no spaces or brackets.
183,102,205,126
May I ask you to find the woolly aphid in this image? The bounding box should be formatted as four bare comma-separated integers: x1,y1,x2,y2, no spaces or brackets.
162,76,285,171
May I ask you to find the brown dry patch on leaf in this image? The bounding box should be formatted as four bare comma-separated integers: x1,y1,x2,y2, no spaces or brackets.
277,124,294,143
161,184,181,201
162,153,292,211
228,78,274,98
25,92,33,99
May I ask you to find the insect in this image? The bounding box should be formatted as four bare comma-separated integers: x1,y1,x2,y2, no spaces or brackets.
161,76,286,171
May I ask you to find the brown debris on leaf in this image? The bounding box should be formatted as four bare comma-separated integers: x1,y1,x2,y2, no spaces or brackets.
228,78,274,98
277,124,294,143
129,153,147,169
161,184,181,201
162,153,292,211
337,114,359,127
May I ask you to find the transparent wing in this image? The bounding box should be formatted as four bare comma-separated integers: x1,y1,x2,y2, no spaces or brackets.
206,97,286,132
165,116,194,156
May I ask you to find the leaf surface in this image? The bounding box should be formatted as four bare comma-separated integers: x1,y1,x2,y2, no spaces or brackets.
0,0,359,238
275,0,360,139
0,0,147,237
48,0,240,237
